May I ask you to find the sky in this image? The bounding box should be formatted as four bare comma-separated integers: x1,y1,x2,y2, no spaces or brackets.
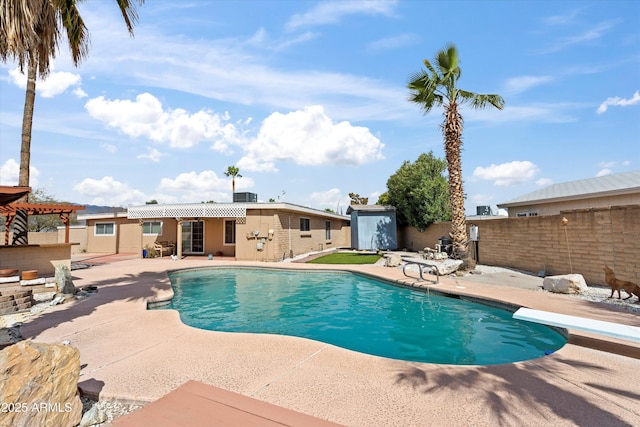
1,0,639,215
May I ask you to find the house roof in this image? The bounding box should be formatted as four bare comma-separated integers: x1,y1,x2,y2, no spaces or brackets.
77,202,350,221
498,170,640,208
346,204,396,214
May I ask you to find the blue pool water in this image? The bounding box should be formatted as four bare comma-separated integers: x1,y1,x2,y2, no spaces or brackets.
154,267,566,365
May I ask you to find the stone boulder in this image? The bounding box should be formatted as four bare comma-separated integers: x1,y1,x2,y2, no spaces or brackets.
0,340,82,427
543,274,588,294
384,253,402,267
432,259,464,276
55,264,76,295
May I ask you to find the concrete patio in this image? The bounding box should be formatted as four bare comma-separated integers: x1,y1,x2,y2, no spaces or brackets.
17,256,640,426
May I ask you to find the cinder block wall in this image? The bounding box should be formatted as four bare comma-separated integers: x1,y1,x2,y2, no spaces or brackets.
400,205,639,286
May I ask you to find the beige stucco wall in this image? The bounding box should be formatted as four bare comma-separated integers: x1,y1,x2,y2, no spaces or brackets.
0,244,72,277
82,208,350,261
57,226,88,253
504,193,640,217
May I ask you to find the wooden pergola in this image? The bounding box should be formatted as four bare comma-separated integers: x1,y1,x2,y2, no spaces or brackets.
0,187,85,245
0,186,31,205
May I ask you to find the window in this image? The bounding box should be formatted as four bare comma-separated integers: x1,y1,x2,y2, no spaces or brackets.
95,222,115,236
325,221,331,240
143,221,162,235
224,220,236,244
300,217,310,232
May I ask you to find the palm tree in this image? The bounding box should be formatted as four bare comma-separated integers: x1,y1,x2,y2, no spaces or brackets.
224,166,242,194
408,43,504,269
0,0,142,244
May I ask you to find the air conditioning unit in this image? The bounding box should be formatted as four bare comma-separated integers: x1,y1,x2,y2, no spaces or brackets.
233,192,258,203
476,205,492,216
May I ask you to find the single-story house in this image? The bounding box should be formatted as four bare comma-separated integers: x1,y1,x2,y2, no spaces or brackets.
79,200,351,261
346,205,397,251
498,170,640,217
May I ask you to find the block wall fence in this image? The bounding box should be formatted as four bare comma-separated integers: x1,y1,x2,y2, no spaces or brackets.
399,205,639,286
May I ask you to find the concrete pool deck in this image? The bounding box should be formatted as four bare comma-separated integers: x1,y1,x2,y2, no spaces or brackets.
17,257,640,426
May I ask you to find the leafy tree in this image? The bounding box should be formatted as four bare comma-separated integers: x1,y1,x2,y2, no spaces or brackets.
383,152,450,231
0,0,143,245
324,208,335,213
408,43,504,267
146,199,158,204
268,198,276,202
376,192,390,205
224,166,242,194
348,193,368,205
27,188,77,231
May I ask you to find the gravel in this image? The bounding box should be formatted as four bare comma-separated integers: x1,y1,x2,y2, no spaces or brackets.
80,396,142,426
467,264,640,313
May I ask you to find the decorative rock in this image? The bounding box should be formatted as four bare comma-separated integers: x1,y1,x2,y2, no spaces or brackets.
0,341,82,427
50,294,76,306
385,253,402,267
431,259,464,275
543,274,588,294
55,264,76,295
79,404,108,427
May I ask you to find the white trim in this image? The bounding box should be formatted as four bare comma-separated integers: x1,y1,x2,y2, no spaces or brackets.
128,203,246,219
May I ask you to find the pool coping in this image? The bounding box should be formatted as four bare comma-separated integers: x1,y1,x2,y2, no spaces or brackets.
16,258,640,426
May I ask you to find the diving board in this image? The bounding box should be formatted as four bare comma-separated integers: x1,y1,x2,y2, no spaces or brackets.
513,307,640,343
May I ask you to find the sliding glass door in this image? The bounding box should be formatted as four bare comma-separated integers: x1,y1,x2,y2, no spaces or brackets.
182,221,204,253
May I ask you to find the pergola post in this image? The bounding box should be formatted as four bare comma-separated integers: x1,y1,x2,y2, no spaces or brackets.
176,219,183,259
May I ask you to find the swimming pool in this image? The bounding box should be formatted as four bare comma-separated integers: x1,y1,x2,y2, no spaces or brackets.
154,267,566,365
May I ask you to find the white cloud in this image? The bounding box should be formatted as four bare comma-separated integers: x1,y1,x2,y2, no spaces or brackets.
73,176,146,206
596,168,613,177
137,147,166,163
286,0,398,31
472,161,539,186
158,170,255,203
101,143,117,153
467,103,578,124
536,178,553,186
367,34,419,52
542,8,583,25
0,159,40,187
503,75,554,95
597,90,640,114
238,105,384,172
538,20,617,54
9,67,81,98
598,161,616,168
73,87,88,98
85,93,244,150
307,188,349,211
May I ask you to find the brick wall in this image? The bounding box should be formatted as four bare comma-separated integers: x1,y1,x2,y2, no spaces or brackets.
400,205,639,286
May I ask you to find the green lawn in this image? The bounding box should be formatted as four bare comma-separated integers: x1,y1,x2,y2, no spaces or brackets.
307,252,382,264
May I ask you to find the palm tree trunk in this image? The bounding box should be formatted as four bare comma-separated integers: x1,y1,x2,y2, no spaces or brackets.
12,60,37,245
443,102,474,269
